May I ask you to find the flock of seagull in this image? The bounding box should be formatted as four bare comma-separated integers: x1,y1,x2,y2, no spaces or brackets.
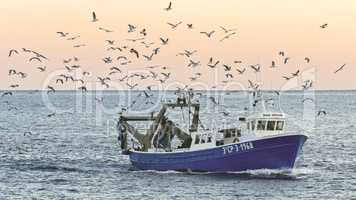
2,2,344,124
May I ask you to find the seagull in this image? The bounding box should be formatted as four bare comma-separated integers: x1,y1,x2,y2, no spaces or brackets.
17,72,27,78
160,37,169,45
282,76,291,80
103,57,113,64
143,53,154,61
188,60,200,67
23,131,32,136
140,28,147,36
92,11,98,22
106,40,115,45
37,66,46,72
184,50,197,57
130,48,139,58
200,31,215,38
126,37,145,42
208,60,220,68
78,86,87,92
250,64,261,72
73,44,86,48
110,67,122,72
47,86,56,94
126,83,138,89
56,79,64,84
141,41,154,48
334,64,346,74
284,57,290,64
63,58,72,63
107,47,122,51
143,91,152,98
9,84,19,88
220,32,236,42
187,24,193,29
292,70,300,77
8,49,19,57
117,56,128,61
128,24,136,32
109,71,118,76
47,112,56,117
221,111,230,116
305,57,310,63
56,32,69,37
209,97,218,105
248,80,259,90
1,91,13,97
98,27,113,33
153,47,160,54
317,110,327,116
164,2,172,11
67,35,80,40
236,68,246,74
8,69,17,75
219,26,237,33
302,98,314,103
302,80,313,90
29,57,41,62
167,21,182,29
225,73,233,78
161,72,171,79
223,64,232,71
320,23,328,29
22,48,32,53
74,79,84,84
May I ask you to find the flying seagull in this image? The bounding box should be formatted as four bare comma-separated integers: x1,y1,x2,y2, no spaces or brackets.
305,57,310,63
220,32,236,42
200,31,215,38
8,49,19,57
334,64,346,74
56,32,69,37
167,21,182,29
320,23,328,29
219,26,237,33
92,12,98,22
37,66,46,72
164,2,172,11
317,110,327,116
29,57,41,62
160,37,169,45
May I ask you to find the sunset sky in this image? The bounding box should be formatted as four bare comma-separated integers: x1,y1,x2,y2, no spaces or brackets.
1,0,355,90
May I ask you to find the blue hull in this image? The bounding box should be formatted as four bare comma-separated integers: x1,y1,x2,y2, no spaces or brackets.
128,134,307,172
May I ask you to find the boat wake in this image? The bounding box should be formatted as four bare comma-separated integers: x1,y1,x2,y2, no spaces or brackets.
129,167,314,180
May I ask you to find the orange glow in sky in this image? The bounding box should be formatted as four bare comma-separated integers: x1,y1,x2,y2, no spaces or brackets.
1,0,355,90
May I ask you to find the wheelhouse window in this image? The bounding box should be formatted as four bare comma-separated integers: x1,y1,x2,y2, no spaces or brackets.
207,136,212,143
276,121,284,130
195,135,200,144
201,135,206,144
251,120,256,130
225,132,231,138
257,120,267,130
267,121,276,131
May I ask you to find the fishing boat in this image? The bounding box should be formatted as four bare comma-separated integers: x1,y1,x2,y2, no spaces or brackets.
117,89,307,172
